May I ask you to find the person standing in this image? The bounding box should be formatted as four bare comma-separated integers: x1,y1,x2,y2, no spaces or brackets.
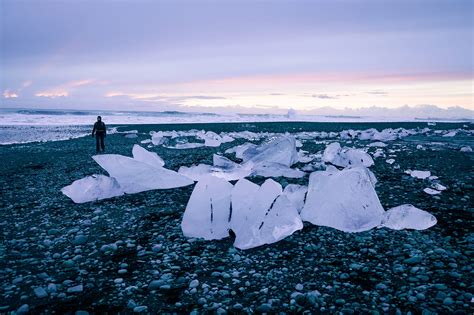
92,116,106,153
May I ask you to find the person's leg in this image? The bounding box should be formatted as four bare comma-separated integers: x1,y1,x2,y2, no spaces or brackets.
96,135,100,153
100,134,105,152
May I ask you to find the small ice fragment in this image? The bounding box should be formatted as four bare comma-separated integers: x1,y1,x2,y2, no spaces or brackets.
409,170,431,179
61,175,124,203
368,142,387,147
460,146,472,152
386,159,395,164
424,188,441,195
381,204,437,230
323,142,374,168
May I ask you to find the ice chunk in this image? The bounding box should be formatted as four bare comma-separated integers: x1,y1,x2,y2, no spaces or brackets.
181,176,233,240
232,179,302,249
132,145,165,168
323,142,374,168
423,188,441,195
61,175,124,203
93,154,193,193
386,159,395,164
229,179,260,233
381,204,437,230
442,131,457,137
165,143,205,149
368,142,387,148
282,184,307,213
251,163,305,178
460,146,472,152
301,167,385,232
245,135,299,167
179,155,252,181
225,143,258,160
408,170,431,179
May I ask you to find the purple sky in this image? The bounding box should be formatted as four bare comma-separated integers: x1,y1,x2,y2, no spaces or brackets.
1,0,473,114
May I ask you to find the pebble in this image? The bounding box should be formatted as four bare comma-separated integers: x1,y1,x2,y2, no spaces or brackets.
257,303,272,313
189,279,199,288
133,306,148,313
67,285,83,293
34,287,48,298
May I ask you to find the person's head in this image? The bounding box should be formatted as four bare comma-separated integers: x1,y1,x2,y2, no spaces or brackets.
97,116,102,122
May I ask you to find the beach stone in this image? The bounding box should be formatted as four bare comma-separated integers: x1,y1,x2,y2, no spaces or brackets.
67,285,83,293
72,235,88,245
133,306,148,313
443,297,454,306
34,287,48,298
17,304,29,315
257,303,272,313
189,279,199,288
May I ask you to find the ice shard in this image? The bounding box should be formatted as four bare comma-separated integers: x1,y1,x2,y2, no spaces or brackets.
181,176,233,240
61,175,124,203
132,145,165,168
301,167,385,232
93,154,194,193
323,142,374,168
381,204,437,230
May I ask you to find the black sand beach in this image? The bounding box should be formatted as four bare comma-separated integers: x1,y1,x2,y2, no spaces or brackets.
1,122,473,314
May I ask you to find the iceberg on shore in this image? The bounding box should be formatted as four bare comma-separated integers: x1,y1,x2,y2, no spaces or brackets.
323,142,374,168
301,167,385,232
93,154,194,193
231,179,302,250
181,176,233,240
181,178,303,249
381,204,437,230
61,175,124,203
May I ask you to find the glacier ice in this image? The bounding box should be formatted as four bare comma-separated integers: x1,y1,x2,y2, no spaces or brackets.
245,135,299,167
132,144,165,168
232,179,302,250
408,170,431,179
300,167,385,232
282,184,307,213
181,176,233,240
251,163,305,178
93,154,194,193
381,204,437,230
323,142,374,168
61,175,124,203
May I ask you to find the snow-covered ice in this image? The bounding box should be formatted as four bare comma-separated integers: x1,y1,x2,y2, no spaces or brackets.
301,167,385,232
381,204,437,230
61,175,124,203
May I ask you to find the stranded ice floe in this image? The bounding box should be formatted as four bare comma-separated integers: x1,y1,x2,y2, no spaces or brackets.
181,177,303,249
322,142,374,168
300,167,385,232
381,204,437,230
62,145,193,203
179,135,304,180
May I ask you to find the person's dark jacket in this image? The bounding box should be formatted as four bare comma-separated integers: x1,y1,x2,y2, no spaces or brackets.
92,121,106,136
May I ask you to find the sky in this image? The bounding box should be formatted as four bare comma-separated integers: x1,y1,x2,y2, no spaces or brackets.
1,0,473,115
